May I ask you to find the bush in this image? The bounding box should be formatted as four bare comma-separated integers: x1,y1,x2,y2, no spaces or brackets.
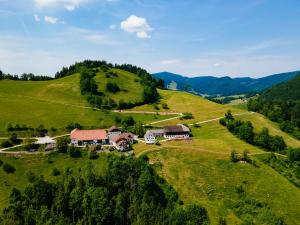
106,81,120,93
162,103,169,109
3,163,16,174
0,159,2,167
88,150,98,160
56,137,70,153
181,112,193,120
27,171,36,183
68,146,81,158
10,133,22,145
1,140,13,148
230,150,239,162
52,168,60,176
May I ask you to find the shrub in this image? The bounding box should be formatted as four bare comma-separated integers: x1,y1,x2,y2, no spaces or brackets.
68,146,81,158
56,137,70,153
88,150,98,160
181,112,194,120
10,133,22,145
1,140,13,148
162,103,169,109
3,163,16,174
0,159,2,166
230,150,239,162
52,168,60,176
27,171,36,183
106,81,120,93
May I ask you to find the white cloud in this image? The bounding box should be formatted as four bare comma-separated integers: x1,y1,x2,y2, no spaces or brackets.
34,0,90,11
44,15,59,24
33,14,40,22
120,15,153,39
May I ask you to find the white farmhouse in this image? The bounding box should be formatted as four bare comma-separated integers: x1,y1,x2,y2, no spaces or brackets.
144,129,164,144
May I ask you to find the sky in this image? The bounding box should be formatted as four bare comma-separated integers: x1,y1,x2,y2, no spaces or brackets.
0,0,300,78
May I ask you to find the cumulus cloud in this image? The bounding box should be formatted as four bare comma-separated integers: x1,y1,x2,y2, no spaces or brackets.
34,0,90,11
34,14,40,22
44,15,59,24
120,15,153,39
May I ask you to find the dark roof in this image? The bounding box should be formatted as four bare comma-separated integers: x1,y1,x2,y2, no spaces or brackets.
108,126,121,132
164,124,190,133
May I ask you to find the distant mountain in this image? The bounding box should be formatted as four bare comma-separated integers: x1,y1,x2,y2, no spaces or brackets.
153,71,299,96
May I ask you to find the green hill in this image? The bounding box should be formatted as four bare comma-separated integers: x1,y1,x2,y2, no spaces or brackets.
0,68,166,135
248,73,300,139
261,72,300,101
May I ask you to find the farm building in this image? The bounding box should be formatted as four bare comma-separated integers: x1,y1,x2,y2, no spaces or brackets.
110,133,137,151
144,129,164,144
164,124,190,139
144,124,190,144
70,128,108,146
107,126,122,138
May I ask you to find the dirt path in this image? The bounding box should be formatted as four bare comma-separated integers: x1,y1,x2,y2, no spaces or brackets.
112,110,182,116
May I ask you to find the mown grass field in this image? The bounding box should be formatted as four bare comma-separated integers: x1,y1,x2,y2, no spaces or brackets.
94,69,144,103
0,73,171,135
132,89,245,125
134,121,300,225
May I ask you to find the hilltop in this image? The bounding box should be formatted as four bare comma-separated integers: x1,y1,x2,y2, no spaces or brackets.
153,71,299,96
0,62,166,135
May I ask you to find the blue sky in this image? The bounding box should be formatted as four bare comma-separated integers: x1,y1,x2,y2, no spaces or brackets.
0,0,300,77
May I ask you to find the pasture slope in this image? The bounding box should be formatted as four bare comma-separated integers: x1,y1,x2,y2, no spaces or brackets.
133,89,300,225
0,78,300,224
0,70,170,135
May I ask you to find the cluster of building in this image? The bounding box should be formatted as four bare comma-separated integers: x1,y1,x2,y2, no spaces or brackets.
144,124,190,144
70,126,137,151
69,123,191,150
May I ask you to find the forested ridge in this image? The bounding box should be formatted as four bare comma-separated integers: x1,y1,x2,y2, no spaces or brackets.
0,155,209,225
248,73,300,139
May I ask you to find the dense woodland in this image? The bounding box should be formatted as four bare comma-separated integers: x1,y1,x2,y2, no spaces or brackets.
0,155,210,225
248,73,300,139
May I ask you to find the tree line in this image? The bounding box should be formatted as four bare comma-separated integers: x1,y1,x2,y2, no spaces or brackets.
220,111,287,153
0,70,53,81
0,155,209,225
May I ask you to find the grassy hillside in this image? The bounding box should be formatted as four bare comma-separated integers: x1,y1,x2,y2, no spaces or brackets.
132,90,300,225
94,68,144,103
0,72,168,134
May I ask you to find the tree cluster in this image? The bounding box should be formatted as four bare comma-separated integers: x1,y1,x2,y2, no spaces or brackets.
0,70,53,81
0,156,209,225
220,111,287,153
259,150,300,187
247,73,300,140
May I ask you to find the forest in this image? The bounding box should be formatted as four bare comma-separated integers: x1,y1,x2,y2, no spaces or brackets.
0,155,209,225
248,73,300,139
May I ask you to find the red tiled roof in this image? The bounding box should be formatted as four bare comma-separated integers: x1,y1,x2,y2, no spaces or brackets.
70,128,107,141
